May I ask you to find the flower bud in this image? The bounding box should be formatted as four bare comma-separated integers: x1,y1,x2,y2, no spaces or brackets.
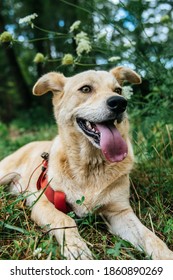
160,15,170,24
0,31,13,43
62,54,74,65
33,53,45,63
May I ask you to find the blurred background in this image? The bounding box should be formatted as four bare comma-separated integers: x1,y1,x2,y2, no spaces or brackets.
0,0,173,122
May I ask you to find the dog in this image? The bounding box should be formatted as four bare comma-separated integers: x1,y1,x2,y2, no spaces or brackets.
0,66,173,260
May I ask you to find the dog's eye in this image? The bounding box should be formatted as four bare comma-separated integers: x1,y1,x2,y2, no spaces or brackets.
114,88,122,95
79,85,92,94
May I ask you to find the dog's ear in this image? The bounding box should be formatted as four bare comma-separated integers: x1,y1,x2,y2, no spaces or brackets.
110,66,141,86
33,72,66,96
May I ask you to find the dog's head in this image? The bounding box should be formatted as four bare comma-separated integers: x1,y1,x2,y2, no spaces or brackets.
33,66,141,163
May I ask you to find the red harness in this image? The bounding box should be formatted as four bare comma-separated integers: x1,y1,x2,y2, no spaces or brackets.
37,153,68,213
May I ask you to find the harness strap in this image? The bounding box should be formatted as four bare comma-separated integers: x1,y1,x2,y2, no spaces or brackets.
37,152,68,213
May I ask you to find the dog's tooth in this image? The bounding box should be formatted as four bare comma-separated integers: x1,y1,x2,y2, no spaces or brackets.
93,127,98,133
86,121,92,130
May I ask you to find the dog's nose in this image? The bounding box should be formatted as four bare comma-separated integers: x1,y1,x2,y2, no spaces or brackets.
106,96,127,113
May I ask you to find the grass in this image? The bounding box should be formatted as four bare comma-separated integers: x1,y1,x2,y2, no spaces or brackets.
0,187,146,260
0,112,173,260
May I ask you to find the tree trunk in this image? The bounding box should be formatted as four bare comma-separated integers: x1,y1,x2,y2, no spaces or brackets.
0,13,32,109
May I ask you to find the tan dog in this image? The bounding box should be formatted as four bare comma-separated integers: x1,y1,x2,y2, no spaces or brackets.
0,66,173,260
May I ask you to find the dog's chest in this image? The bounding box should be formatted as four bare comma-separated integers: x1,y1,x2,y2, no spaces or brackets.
65,183,112,217
48,156,130,217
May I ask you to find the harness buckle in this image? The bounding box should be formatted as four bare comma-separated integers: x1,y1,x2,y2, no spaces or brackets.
41,152,49,160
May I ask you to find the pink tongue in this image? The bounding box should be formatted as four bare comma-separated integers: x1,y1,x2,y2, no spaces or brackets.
96,123,128,163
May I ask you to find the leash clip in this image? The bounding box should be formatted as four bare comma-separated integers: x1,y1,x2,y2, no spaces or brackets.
41,152,49,171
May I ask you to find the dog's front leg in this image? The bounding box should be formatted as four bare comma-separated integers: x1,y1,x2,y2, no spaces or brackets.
31,198,92,260
106,208,173,259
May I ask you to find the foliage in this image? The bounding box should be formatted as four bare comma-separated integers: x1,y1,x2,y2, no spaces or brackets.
0,0,173,124
0,183,149,260
0,108,56,159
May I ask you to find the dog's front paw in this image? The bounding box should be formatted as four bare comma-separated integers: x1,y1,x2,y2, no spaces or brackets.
147,240,173,260
62,240,93,260
152,248,173,260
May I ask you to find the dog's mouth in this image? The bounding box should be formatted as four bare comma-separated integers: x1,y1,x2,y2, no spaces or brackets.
76,118,128,163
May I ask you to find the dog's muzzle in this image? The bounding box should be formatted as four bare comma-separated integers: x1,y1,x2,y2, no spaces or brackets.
76,96,128,163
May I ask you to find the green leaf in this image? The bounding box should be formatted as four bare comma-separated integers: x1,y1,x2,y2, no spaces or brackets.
107,241,122,257
0,221,28,234
76,196,85,205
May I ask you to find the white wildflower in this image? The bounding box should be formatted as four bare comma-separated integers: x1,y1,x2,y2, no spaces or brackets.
97,32,107,40
75,31,89,44
69,20,81,32
33,247,42,259
122,86,133,100
123,41,136,48
108,56,121,62
76,39,92,56
19,13,38,25
75,32,92,56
